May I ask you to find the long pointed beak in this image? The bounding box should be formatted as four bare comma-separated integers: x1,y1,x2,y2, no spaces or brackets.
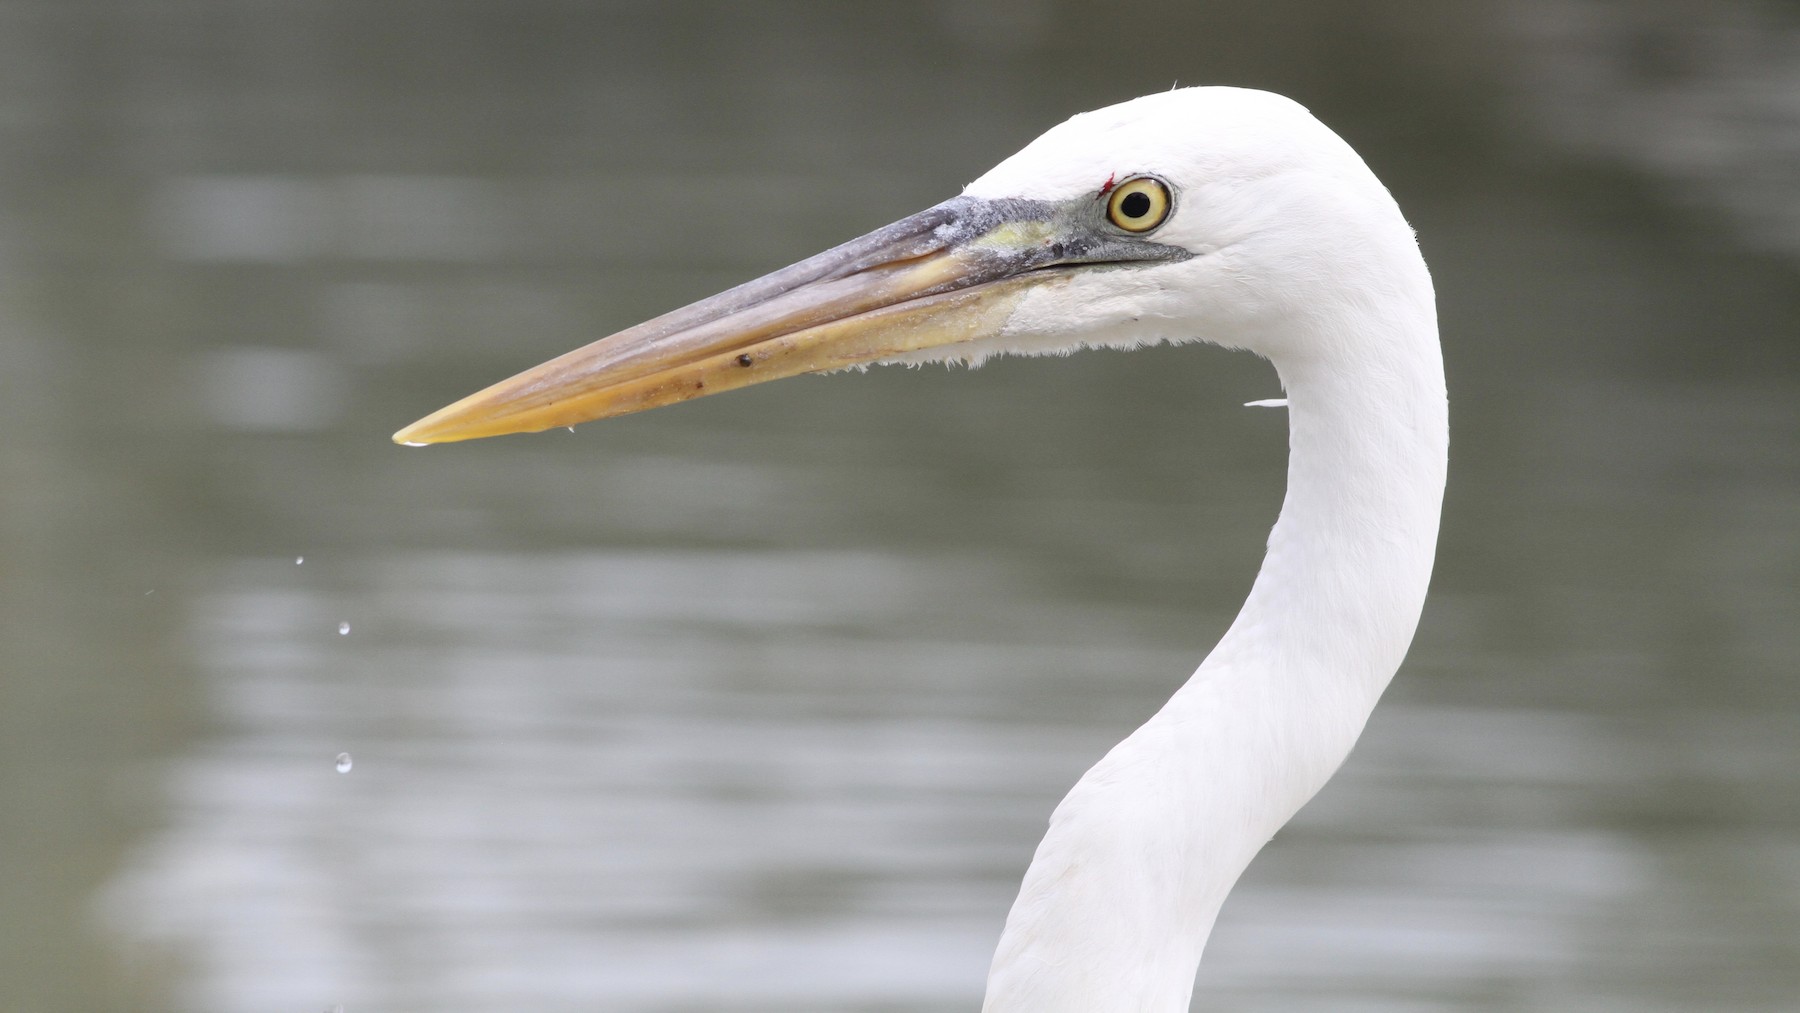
392,197,1072,445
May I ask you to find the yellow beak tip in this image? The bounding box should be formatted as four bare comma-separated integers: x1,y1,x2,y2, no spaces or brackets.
392,416,461,446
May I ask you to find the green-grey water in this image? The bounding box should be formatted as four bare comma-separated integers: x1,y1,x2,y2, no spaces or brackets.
4,3,1798,1011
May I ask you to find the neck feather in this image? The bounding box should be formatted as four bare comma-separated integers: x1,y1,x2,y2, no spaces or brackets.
982,297,1446,1013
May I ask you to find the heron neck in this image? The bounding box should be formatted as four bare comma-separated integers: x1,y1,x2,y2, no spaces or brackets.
982,302,1446,1012
1230,332,1450,702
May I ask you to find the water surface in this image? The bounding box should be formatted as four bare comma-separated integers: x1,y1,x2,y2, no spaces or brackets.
3,3,1797,1011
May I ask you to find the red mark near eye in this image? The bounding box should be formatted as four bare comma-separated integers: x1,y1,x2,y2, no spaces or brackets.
1097,172,1117,198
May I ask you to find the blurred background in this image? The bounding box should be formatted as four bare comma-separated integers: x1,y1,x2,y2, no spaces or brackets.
3,1,1797,1010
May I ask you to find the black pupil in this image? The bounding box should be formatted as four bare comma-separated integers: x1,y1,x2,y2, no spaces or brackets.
1119,190,1152,219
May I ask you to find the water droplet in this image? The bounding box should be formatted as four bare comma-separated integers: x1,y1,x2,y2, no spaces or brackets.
295,555,305,565
335,753,353,773
566,426,575,434
337,621,351,636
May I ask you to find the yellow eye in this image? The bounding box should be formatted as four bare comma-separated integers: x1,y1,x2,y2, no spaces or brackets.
1105,176,1172,233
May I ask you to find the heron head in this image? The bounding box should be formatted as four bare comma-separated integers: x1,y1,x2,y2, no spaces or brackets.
394,87,1417,445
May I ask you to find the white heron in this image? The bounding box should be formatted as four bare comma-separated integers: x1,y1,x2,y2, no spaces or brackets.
395,87,1446,1012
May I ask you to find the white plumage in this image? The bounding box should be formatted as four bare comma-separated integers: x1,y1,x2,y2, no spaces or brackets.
955,89,1446,1012
398,86,1447,1012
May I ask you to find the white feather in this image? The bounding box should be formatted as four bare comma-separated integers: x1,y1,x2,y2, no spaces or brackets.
916,88,1450,1013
